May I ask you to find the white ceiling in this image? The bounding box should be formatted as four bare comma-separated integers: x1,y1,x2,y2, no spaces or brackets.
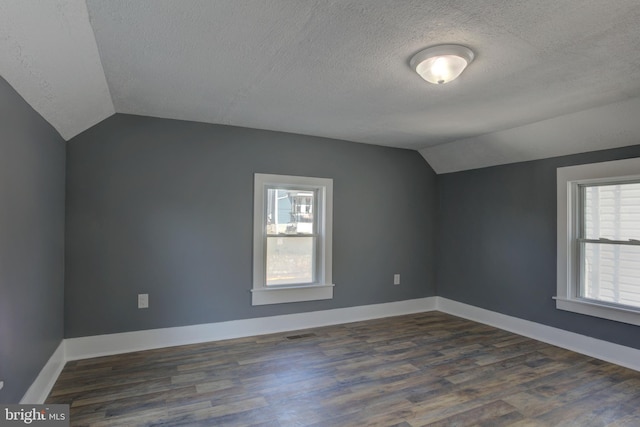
2,1,640,173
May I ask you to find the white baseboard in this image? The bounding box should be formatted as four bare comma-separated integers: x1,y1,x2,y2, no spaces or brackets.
436,297,640,372
26,296,640,404
20,340,65,404
65,297,437,361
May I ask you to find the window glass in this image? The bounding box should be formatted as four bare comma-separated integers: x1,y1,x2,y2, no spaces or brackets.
583,182,640,241
580,181,640,309
582,242,640,309
266,189,315,235
265,188,317,286
266,236,315,285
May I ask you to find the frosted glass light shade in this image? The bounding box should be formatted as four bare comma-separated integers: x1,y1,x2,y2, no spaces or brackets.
410,45,474,84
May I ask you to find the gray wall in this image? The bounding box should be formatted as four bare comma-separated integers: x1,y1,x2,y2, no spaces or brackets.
65,114,438,338
437,144,640,350
0,77,66,402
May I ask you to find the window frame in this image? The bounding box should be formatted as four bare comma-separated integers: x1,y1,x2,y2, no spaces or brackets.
556,157,640,326
252,173,334,306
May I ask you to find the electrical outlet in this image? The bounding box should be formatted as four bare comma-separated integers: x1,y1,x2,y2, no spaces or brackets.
394,274,400,285
138,293,149,309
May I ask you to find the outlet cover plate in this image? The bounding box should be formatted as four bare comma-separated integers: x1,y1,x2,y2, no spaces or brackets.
138,293,149,309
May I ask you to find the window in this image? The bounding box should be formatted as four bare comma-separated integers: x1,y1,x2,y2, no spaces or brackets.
252,173,333,305
556,157,640,325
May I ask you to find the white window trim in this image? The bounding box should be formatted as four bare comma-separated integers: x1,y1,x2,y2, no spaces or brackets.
556,157,640,326
252,173,334,306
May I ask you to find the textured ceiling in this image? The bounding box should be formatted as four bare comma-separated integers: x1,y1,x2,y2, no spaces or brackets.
0,1,113,140
2,1,640,173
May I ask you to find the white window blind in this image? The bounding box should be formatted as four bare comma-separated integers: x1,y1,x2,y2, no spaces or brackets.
581,182,640,309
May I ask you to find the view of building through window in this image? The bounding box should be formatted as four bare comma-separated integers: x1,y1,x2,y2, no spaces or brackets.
582,182,640,309
265,188,316,285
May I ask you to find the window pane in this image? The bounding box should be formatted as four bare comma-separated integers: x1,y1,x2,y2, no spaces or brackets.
266,236,315,285
266,188,314,235
584,183,640,240
582,242,640,309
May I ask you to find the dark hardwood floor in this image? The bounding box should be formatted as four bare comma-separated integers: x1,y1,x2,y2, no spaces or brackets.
47,312,640,426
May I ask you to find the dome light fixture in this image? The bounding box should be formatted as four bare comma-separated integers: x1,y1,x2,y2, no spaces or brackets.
410,44,475,84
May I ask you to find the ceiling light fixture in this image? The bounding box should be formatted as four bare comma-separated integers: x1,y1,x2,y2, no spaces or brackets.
410,44,475,84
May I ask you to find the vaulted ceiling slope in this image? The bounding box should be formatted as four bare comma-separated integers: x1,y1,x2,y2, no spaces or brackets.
2,1,640,173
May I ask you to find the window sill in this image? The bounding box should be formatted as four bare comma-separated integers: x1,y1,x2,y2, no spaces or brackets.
251,284,334,306
554,296,640,326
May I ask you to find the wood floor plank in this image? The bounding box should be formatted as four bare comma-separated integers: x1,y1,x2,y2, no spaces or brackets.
47,312,640,426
